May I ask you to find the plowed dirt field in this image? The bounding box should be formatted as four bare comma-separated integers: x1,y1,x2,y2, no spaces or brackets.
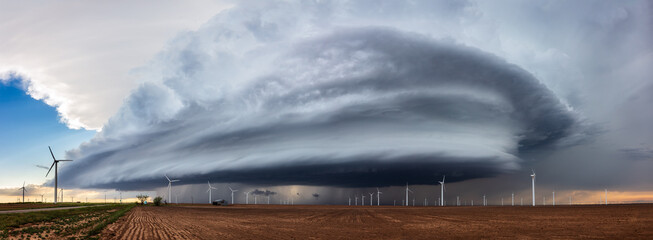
101,204,653,239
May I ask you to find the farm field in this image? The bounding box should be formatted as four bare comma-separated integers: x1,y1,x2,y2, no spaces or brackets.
101,204,653,239
0,203,103,211
0,204,133,239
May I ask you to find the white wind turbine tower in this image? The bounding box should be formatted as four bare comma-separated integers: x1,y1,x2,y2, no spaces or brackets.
45,146,73,204
553,191,555,206
229,187,238,205
165,174,180,204
377,188,382,206
244,191,251,204
531,169,536,206
369,193,374,206
207,181,217,204
362,194,365,206
605,189,608,205
355,196,358,206
438,176,445,206
19,182,27,203
405,183,413,206
512,192,514,206
348,196,351,206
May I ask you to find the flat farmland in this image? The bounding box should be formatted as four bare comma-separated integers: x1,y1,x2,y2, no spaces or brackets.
101,204,653,239
0,203,99,211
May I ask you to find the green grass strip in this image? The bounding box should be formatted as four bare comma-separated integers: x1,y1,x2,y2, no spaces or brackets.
85,204,135,238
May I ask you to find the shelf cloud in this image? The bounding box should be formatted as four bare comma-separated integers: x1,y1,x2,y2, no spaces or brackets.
57,1,587,190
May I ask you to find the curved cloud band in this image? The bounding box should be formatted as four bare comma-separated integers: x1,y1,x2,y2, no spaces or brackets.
59,12,579,189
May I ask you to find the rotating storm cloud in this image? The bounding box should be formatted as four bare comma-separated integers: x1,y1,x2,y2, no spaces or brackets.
58,1,586,190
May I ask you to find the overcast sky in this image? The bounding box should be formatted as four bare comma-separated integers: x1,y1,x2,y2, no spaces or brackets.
1,0,652,204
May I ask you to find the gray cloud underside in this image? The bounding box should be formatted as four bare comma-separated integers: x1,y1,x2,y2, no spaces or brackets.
58,6,584,190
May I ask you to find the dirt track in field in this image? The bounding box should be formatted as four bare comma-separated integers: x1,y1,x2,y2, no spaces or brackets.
101,204,653,239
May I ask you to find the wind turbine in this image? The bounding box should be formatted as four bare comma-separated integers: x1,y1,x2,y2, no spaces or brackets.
512,192,514,206
19,182,27,203
244,191,250,204
376,188,382,206
348,196,351,206
405,183,413,206
165,174,180,204
369,193,374,206
362,194,365,206
438,176,445,206
553,191,555,206
207,181,217,204
45,146,73,204
355,196,358,206
229,187,238,204
531,169,536,206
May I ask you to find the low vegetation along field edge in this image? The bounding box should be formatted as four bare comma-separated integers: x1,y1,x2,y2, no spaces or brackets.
0,204,135,239
86,204,135,238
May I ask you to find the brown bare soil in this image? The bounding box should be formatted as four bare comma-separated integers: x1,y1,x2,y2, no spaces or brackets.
0,203,62,211
0,203,94,211
101,204,653,239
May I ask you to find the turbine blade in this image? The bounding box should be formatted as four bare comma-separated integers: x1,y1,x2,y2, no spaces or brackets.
207,189,210,192
165,174,171,182
35,165,50,170
171,180,180,182
49,146,56,160
57,160,73,162
45,162,56,177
